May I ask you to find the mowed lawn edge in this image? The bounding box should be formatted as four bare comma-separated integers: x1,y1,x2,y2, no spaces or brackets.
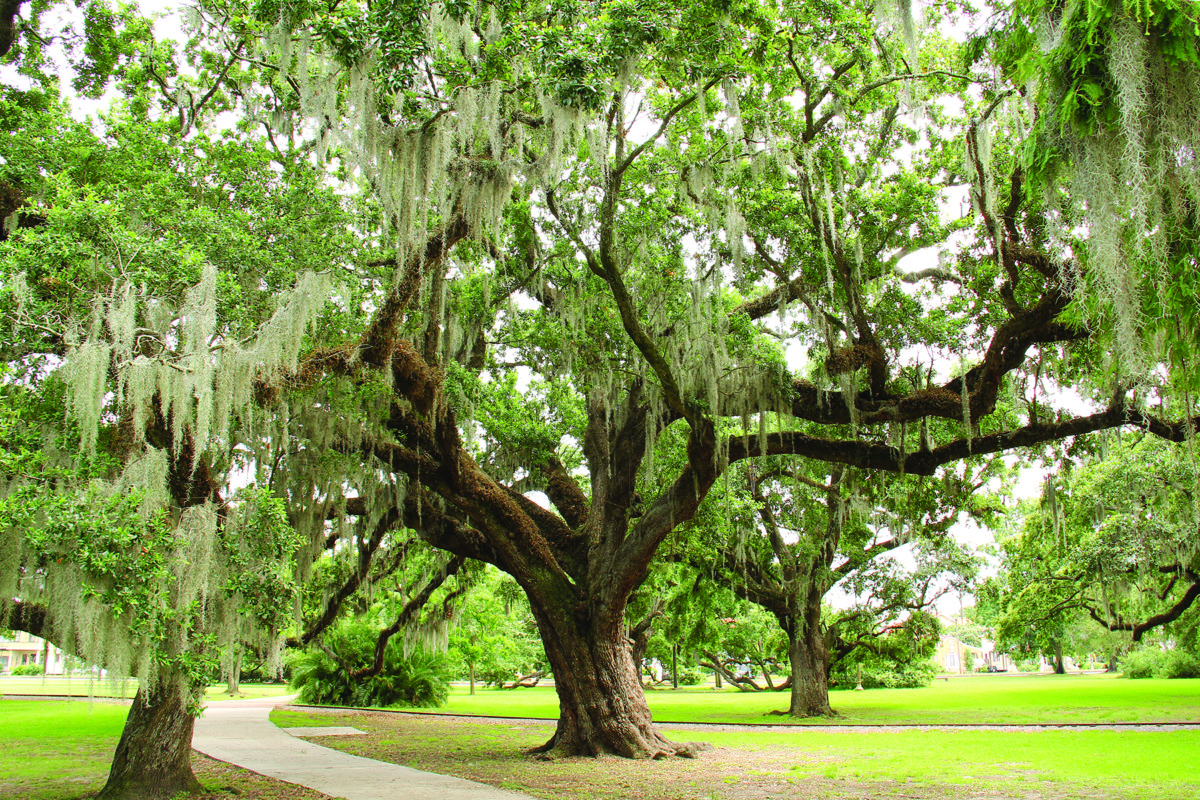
0,677,293,702
270,675,1200,800
395,673,1200,726
4,675,1199,800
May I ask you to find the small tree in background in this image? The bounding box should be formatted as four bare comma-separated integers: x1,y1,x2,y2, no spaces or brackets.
447,569,546,693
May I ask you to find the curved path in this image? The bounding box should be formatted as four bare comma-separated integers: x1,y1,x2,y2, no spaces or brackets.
192,696,533,800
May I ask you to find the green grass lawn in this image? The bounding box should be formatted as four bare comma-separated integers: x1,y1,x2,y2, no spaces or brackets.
0,699,131,799
202,683,294,702
0,699,325,800
417,672,1200,725
0,675,138,699
4,674,1198,800
284,672,1200,797
667,725,1200,798
270,703,1200,800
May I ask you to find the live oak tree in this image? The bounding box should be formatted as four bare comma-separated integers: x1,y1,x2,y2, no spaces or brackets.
679,456,985,716
1,10,490,796
3,0,1199,775
1069,439,1200,642
193,0,1198,759
0,32,367,795
0,88,470,795
0,7,460,796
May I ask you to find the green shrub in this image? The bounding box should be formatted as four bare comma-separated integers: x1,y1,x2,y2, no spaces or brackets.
10,664,44,676
1122,647,1200,679
1121,649,1157,679
288,622,450,708
1158,650,1200,678
674,666,704,686
831,659,936,690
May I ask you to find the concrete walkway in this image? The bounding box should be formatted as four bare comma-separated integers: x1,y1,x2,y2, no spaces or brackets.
192,696,533,800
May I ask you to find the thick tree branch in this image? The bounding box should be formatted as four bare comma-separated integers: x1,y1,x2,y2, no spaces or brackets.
285,510,404,649
0,0,24,57
899,266,962,285
1086,570,1200,642
728,403,1131,476
356,214,470,369
350,555,466,679
403,493,504,566
539,456,589,530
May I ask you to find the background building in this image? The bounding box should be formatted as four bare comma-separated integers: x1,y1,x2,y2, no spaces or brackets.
0,631,66,674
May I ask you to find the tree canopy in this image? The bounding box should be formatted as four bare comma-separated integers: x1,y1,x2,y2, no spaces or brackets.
989,435,1200,663
2,0,1199,785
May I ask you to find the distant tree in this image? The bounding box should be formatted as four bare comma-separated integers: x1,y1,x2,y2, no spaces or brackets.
0,47,359,799
673,456,984,715
988,436,1200,673
828,611,940,689
446,568,546,693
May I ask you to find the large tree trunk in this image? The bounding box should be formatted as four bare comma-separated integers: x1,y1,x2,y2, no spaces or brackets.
96,679,203,800
526,598,706,759
786,601,834,717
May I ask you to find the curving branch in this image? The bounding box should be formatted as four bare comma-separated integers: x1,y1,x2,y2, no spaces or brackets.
285,509,405,649
349,554,467,679
357,213,471,369
899,266,962,285
1085,569,1200,642
613,75,724,179
728,402,1132,476
539,456,589,530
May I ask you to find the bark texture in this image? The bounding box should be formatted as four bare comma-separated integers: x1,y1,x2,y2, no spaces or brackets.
96,680,203,800
787,613,834,717
1053,642,1067,674
528,597,706,758
0,0,24,60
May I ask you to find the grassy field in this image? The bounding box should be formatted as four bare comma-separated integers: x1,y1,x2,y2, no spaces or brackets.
5,675,1199,800
0,675,138,699
0,699,323,800
681,725,1200,791
201,684,294,702
273,674,1200,799
415,672,1200,725
0,700,131,799
0,676,292,702
273,704,1200,800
